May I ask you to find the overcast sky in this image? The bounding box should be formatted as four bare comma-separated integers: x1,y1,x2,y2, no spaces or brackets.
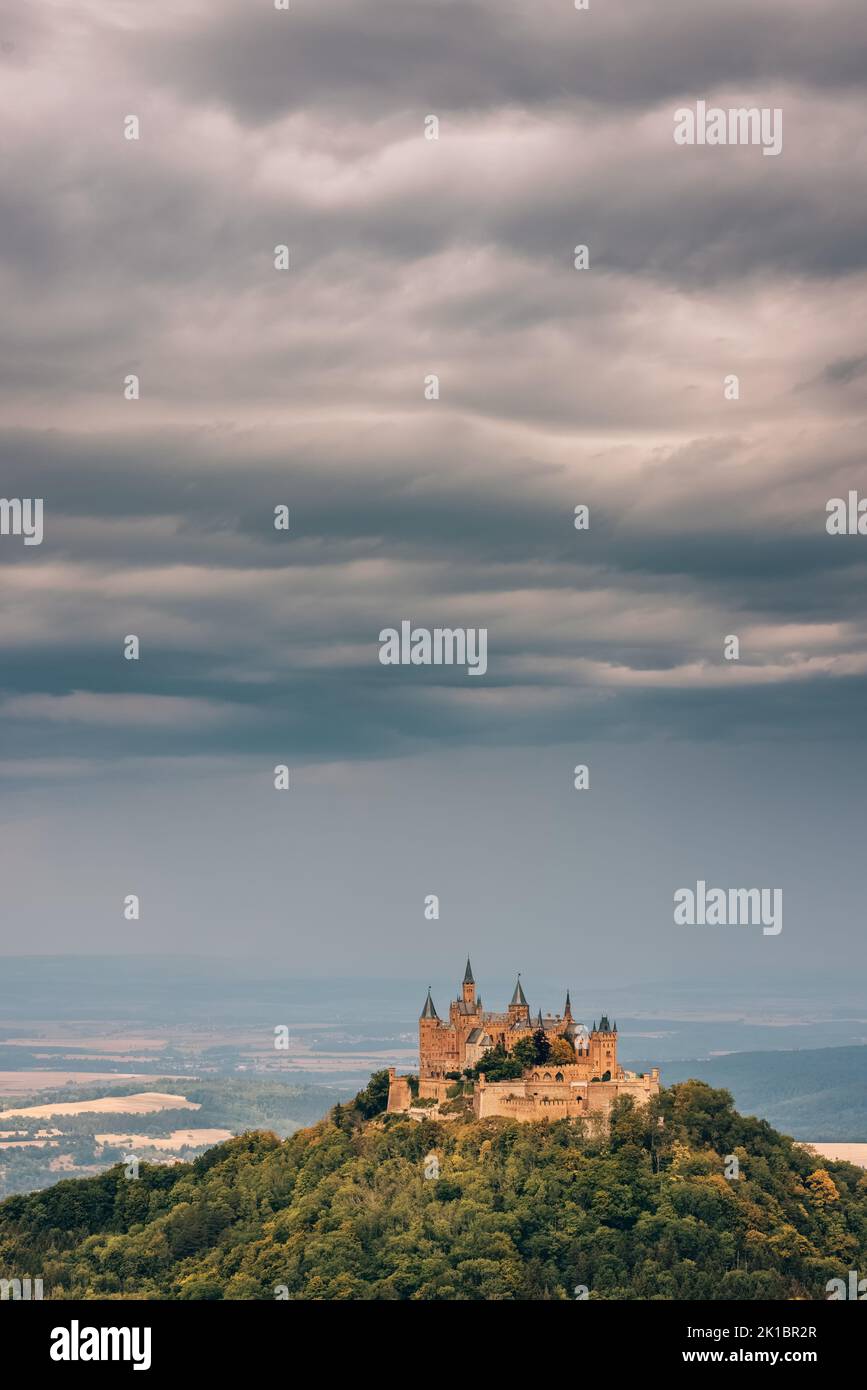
1,1,865,993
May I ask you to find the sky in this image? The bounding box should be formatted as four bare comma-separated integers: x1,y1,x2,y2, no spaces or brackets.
0,1,866,993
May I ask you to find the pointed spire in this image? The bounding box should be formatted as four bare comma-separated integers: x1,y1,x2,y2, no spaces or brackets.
463,956,474,985
510,974,528,1007
564,989,573,1020
420,987,439,1020
592,1020,597,1033
536,1009,544,1028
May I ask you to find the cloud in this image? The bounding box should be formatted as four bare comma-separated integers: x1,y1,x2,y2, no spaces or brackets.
1,0,866,777
116,1,867,121
0,692,242,727
820,353,867,385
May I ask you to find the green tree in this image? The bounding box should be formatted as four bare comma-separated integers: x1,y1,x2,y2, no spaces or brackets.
469,1042,523,1081
3,1078,865,1303
511,1037,537,1071
354,1070,391,1119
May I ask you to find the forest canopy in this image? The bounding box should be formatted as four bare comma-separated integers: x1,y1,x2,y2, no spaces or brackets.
0,1079,864,1301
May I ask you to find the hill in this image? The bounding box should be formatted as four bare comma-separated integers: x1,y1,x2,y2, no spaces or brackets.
657,1046,867,1140
0,1076,864,1300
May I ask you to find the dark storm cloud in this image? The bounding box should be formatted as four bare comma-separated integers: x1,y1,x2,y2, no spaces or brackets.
3,409,867,769
124,0,867,121
820,353,867,385
2,0,867,773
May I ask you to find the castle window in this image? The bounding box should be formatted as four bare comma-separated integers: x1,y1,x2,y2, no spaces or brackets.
543,1072,551,1080
555,1072,564,1082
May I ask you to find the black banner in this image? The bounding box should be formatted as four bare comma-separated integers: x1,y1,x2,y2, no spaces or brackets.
5,1297,862,1376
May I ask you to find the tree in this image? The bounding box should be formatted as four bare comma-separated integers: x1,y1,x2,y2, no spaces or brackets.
511,1037,537,1072
5,1079,866,1304
469,1042,523,1081
549,1039,574,1064
354,1070,391,1118
806,1170,840,1208
532,1029,551,1065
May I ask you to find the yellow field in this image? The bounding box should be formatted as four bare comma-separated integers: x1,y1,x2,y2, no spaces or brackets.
803,1142,867,1168
0,1091,199,1120
95,1128,232,1150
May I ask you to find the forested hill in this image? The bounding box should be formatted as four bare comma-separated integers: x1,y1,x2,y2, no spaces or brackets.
0,1077,864,1301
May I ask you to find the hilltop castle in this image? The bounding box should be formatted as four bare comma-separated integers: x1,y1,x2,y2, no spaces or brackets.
387,958,660,1123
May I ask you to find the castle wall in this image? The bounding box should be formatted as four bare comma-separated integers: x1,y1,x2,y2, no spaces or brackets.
418,1077,451,1103
474,1073,659,1123
387,1065,660,1122
527,1060,607,1083
463,1038,490,1069
386,1068,413,1113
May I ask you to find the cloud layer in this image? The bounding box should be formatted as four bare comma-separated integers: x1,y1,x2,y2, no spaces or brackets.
2,0,867,773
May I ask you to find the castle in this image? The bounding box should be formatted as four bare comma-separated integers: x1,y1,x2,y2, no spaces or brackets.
387,958,660,1123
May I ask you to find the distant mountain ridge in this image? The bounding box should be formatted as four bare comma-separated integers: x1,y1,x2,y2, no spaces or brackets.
654,1046,867,1140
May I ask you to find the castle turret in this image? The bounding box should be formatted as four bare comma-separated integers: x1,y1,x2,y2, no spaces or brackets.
508,974,530,1026
462,956,476,1009
419,987,445,1078
590,1013,617,1077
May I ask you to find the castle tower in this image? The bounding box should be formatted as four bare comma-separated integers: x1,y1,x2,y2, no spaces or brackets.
590,1013,617,1077
462,956,476,1009
507,974,530,1026
419,987,441,1077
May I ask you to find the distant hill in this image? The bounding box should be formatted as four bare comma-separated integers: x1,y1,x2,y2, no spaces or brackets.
657,1046,867,1141
0,1077,864,1300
